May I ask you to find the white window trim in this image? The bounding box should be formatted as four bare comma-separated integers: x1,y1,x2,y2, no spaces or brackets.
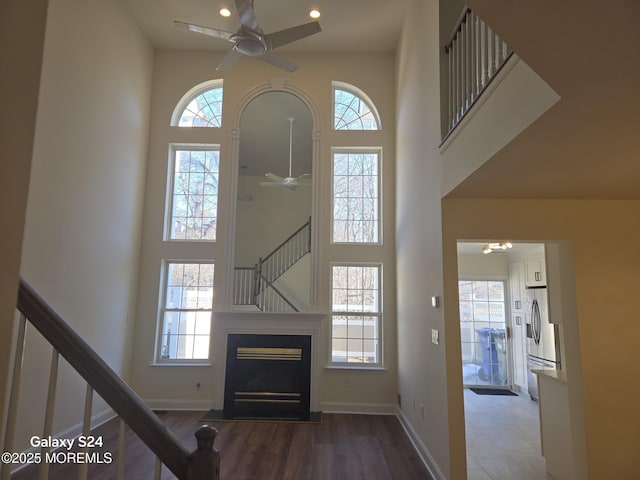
170,79,224,127
154,260,215,364
329,262,383,369
332,81,382,131
164,143,220,242
330,147,383,245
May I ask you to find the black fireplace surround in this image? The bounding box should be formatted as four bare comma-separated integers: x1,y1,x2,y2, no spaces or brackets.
223,334,311,420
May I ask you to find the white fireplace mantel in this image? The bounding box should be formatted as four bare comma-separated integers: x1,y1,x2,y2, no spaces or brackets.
212,311,327,411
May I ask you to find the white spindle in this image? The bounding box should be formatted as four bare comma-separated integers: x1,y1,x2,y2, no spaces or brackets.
475,14,482,95
39,349,60,480
469,11,476,101
490,27,497,75
482,21,489,85
465,12,471,108
448,42,454,129
154,457,162,480
455,30,461,122
0,314,27,480
77,384,93,480
497,36,505,65
116,418,126,480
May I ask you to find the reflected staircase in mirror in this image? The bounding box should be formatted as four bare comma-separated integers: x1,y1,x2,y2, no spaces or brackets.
233,217,311,312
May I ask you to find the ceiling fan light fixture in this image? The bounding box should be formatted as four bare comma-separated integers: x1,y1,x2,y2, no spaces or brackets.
219,7,231,17
309,9,321,19
482,242,513,254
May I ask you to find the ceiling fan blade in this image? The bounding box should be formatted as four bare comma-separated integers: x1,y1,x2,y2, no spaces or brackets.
234,0,260,31
294,173,311,181
174,20,234,40
257,51,297,72
265,21,321,49
265,172,283,182
216,48,243,70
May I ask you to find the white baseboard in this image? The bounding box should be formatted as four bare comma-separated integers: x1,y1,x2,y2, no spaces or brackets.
397,408,446,480
319,401,397,415
143,398,214,411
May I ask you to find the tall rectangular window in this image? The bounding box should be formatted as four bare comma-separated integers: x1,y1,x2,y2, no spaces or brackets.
167,147,219,241
332,150,380,244
331,264,381,366
158,262,214,361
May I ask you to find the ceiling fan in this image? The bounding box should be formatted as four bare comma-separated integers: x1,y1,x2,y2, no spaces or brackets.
260,118,311,190
174,0,321,72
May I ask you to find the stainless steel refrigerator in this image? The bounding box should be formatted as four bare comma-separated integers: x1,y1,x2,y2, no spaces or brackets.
525,287,560,400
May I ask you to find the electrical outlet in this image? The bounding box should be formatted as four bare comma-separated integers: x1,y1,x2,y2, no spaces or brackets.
431,329,440,345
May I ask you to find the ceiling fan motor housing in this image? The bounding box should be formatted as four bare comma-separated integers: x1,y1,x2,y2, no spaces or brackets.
232,29,268,56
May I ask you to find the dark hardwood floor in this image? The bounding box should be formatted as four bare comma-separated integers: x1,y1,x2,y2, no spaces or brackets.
12,411,433,479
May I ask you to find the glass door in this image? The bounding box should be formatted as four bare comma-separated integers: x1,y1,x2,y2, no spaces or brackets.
459,279,510,387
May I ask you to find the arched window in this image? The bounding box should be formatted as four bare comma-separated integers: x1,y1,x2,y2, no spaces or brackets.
332,82,381,130
171,80,223,127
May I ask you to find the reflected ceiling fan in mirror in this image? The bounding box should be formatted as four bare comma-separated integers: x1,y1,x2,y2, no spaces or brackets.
174,0,321,72
260,118,311,190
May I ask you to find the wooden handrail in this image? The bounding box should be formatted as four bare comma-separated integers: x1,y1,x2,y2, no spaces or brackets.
261,216,311,265
16,279,191,479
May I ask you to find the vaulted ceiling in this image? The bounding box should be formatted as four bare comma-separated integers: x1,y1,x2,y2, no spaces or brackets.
121,0,640,198
122,0,407,177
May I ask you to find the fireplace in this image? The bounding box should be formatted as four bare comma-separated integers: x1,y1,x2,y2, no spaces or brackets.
223,334,311,420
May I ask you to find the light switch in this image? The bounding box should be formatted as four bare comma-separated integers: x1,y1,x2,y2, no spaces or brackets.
431,296,439,308
431,329,440,345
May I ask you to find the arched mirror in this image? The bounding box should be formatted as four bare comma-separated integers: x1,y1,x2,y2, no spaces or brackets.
233,91,312,312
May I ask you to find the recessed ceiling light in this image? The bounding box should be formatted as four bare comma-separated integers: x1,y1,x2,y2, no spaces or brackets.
309,9,320,19
220,8,231,17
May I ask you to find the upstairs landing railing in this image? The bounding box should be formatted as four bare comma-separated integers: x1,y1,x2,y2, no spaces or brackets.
234,217,311,312
2,279,220,480
444,7,513,139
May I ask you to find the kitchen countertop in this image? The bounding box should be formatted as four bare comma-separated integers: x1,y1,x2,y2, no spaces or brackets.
532,368,567,383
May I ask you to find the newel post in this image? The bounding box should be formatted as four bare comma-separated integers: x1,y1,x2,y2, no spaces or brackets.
186,425,220,480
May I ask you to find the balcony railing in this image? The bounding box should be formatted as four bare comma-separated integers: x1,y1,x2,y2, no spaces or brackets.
444,7,513,138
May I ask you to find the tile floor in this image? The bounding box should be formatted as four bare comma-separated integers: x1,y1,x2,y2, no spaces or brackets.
464,389,553,480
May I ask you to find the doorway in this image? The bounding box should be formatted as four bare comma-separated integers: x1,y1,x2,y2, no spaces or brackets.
459,279,509,387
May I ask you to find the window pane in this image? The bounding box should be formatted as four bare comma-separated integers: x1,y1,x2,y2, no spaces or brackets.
168,148,219,241
159,262,214,361
332,152,380,244
331,265,381,366
178,86,223,128
333,88,380,131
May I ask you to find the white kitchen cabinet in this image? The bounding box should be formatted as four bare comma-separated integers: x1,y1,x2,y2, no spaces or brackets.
525,255,546,287
509,260,528,390
509,260,526,312
511,312,527,389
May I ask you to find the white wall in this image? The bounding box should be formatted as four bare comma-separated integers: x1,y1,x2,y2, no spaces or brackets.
457,253,509,277
15,0,153,452
131,51,398,413
440,57,560,196
395,1,466,478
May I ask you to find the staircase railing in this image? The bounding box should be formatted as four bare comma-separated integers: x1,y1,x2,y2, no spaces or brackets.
443,7,513,139
233,217,311,312
2,278,219,480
